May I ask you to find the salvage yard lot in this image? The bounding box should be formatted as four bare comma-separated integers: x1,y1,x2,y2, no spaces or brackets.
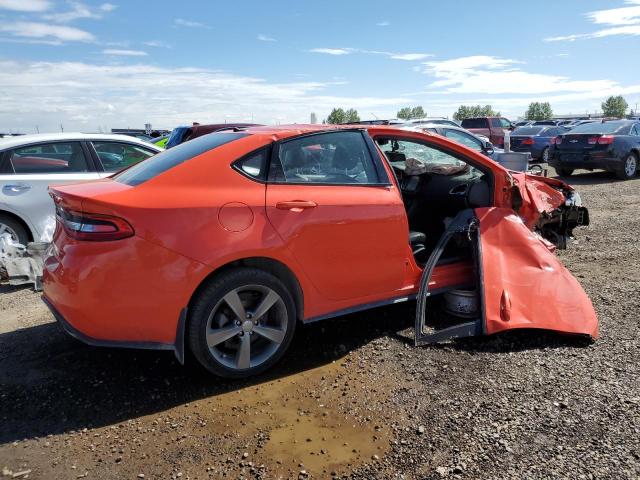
1,168,639,480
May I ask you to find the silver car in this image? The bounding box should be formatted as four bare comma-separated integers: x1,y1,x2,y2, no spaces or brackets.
0,133,162,244
401,123,503,161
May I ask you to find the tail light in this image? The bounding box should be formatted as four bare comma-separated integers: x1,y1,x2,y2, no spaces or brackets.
521,137,534,145
554,137,563,145
588,137,598,145
55,205,134,241
597,135,614,145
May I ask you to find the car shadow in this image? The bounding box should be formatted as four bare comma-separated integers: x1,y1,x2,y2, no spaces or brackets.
0,302,412,444
552,170,622,185
0,300,593,444
391,324,593,352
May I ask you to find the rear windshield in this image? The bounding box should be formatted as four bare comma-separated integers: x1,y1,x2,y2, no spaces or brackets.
513,126,545,136
461,118,488,129
569,121,630,134
114,132,248,186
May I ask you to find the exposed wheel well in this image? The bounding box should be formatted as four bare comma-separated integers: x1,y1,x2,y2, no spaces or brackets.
0,210,33,242
188,257,304,322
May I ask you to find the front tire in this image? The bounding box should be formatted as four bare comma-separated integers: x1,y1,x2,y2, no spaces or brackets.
187,268,297,378
556,167,574,177
616,153,638,180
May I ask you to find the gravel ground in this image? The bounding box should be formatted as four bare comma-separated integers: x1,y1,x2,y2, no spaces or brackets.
1,168,639,479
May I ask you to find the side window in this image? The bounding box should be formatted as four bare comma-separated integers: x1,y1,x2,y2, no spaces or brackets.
233,148,270,181
92,142,156,172
490,118,502,128
632,124,640,136
499,118,512,128
443,129,483,152
269,131,380,184
376,138,481,176
8,142,89,174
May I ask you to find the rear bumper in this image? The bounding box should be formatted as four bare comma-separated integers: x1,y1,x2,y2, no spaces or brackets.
42,295,186,363
41,231,211,363
511,145,544,159
550,152,621,171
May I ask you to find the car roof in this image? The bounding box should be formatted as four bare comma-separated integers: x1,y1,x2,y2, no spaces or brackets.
400,123,468,133
0,133,162,151
241,123,446,140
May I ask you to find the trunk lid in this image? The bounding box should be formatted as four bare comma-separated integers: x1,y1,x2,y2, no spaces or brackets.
49,178,133,215
557,133,595,151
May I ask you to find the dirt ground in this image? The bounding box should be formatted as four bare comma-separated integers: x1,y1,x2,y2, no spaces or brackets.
1,168,639,479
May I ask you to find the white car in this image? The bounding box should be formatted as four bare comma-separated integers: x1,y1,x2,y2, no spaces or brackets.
0,133,162,244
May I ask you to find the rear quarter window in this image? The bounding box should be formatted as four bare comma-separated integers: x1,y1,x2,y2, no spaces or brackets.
114,132,247,186
461,118,488,129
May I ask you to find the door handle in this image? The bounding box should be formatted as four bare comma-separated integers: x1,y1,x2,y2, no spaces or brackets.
275,200,317,210
3,183,32,193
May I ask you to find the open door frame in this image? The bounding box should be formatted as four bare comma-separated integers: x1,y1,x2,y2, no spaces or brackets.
415,208,598,346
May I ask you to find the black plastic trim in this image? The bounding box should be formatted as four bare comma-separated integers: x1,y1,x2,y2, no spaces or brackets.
304,294,416,324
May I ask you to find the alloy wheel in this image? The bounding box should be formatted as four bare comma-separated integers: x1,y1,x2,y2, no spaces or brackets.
0,223,19,243
542,147,549,163
205,285,287,370
625,155,637,177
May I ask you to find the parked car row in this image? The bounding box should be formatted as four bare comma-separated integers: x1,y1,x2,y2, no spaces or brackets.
550,120,640,179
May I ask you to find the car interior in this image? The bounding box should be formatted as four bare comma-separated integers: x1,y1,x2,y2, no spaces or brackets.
3,142,89,174
375,137,492,265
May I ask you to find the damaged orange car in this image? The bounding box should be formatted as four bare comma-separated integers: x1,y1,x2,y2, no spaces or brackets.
42,125,597,378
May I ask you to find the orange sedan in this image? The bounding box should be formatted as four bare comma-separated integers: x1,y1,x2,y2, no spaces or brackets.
42,125,597,378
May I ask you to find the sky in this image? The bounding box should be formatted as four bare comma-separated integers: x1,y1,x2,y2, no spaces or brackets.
0,0,639,133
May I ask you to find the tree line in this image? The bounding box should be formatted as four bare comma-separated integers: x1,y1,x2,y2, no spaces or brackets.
324,95,633,125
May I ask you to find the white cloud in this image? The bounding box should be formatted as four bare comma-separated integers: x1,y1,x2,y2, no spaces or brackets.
376,21,389,26
310,47,353,55
102,49,147,56
588,1,640,25
546,0,640,41
144,40,171,48
311,47,431,61
0,0,51,12
43,1,116,22
0,21,94,42
0,60,411,132
420,55,618,95
389,53,432,61
257,34,276,42
547,25,640,41
174,18,209,28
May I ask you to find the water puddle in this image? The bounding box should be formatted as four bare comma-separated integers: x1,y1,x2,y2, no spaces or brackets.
205,359,390,476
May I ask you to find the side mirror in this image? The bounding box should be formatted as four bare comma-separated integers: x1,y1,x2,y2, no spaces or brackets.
483,140,495,153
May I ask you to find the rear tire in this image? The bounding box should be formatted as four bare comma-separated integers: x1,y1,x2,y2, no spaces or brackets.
187,268,297,378
0,214,29,245
616,153,638,180
556,167,574,177
540,147,550,163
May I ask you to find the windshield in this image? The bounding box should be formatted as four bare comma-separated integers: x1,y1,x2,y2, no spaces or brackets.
513,127,545,136
569,121,630,134
115,132,248,186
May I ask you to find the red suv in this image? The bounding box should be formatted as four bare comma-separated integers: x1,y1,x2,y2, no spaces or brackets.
461,117,514,147
42,125,596,378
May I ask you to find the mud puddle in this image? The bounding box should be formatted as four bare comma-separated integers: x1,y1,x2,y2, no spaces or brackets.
205,359,390,477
